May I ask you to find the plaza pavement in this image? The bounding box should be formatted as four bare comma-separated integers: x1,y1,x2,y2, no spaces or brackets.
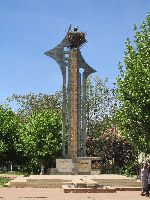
0,188,149,200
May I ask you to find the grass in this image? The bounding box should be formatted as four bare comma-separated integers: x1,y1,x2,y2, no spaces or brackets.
0,177,12,187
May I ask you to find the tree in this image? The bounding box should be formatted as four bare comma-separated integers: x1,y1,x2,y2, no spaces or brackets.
85,76,113,155
86,125,138,173
86,76,114,137
16,109,62,173
85,76,138,173
115,13,150,154
100,130,138,173
7,92,61,117
0,106,22,166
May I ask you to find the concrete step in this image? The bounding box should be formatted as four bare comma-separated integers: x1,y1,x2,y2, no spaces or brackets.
94,179,141,186
9,176,28,187
9,175,72,188
9,174,142,188
62,185,141,193
73,178,98,188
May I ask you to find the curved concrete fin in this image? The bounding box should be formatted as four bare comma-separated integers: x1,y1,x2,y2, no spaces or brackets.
44,25,71,57
44,25,72,75
78,49,96,77
44,46,65,75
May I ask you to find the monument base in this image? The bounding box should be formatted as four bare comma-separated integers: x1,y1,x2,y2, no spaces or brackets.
55,157,101,175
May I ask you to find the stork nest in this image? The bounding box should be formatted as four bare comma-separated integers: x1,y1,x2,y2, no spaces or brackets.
68,31,87,49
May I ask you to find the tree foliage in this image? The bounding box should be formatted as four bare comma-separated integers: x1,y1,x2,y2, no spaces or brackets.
7,92,61,117
85,76,138,173
115,13,150,153
100,130,137,173
16,109,62,170
86,126,137,173
0,106,21,164
86,76,115,137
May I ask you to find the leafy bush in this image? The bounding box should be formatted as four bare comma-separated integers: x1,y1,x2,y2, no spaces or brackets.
121,161,140,177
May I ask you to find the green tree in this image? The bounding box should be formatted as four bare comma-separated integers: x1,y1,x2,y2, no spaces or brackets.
115,13,150,154
86,125,138,174
85,76,138,173
0,106,22,166
86,76,114,137
100,130,138,174
86,76,115,156
17,109,62,173
7,92,61,117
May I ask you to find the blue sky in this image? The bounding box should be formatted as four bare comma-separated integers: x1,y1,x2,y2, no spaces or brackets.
0,0,150,106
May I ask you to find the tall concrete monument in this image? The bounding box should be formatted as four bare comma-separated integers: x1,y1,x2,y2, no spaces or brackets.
45,26,98,174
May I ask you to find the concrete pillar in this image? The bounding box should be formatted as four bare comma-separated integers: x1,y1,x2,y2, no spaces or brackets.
77,72,82,157
82,71,87,157
62,67,66,158
67,63,71,158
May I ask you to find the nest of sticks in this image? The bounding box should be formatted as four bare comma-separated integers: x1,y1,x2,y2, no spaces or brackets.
68,31,87,49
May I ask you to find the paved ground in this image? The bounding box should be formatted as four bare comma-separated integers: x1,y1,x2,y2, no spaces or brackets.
0,188,149,200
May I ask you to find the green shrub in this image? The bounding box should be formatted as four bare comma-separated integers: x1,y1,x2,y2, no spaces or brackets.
121,162,140,177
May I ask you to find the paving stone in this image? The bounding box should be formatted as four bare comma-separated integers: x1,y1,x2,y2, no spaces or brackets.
0,188,146,200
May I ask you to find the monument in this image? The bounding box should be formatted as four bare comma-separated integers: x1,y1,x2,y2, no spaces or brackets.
45,25,100,174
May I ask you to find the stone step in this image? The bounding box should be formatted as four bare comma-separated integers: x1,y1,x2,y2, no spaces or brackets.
27,178,71,183
9,176,28,187
94,179,141,186
115,186,141,191
9,174,142,188
62,185,141,193
10,181,72,188
62,185,117,193
73,178,98,188
9,175,73,188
